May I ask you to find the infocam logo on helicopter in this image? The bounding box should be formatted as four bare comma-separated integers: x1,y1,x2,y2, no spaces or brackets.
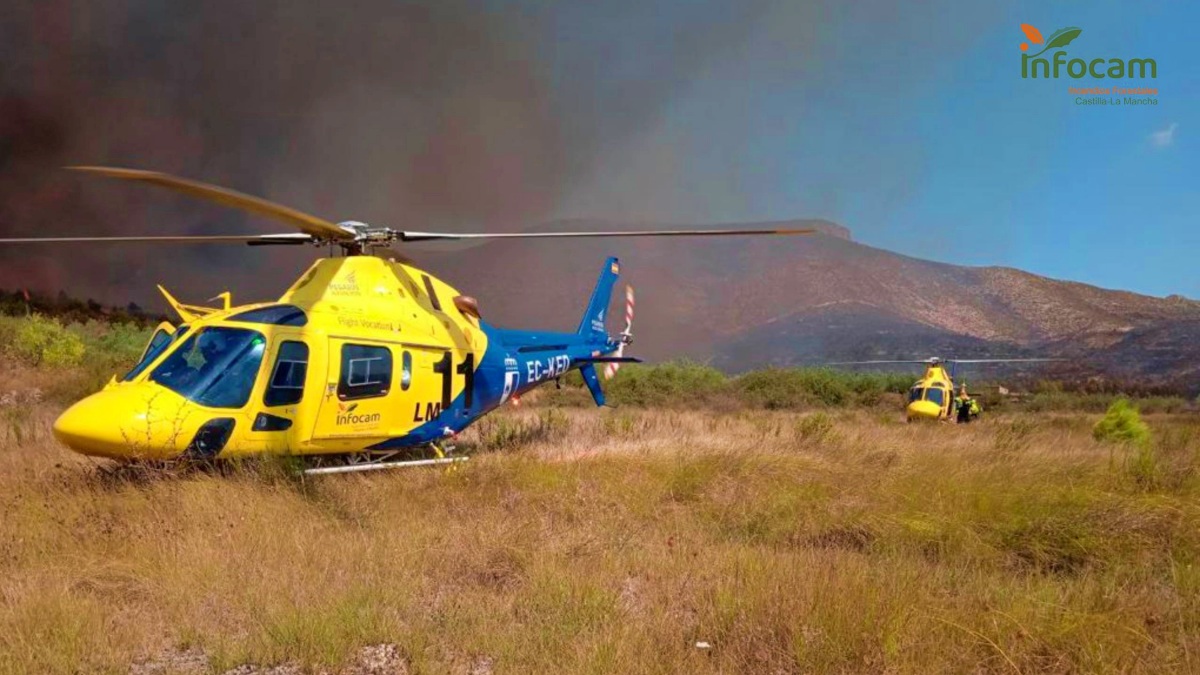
1017,24,1159,106
336,401,381,426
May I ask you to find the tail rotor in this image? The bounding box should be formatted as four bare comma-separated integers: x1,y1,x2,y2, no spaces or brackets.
604,285,635,380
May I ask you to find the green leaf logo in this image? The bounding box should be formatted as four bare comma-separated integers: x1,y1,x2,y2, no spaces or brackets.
1024,25,1083,58
1045,27,1082,49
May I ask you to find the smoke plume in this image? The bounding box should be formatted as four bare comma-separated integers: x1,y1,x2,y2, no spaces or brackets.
0,0,771,307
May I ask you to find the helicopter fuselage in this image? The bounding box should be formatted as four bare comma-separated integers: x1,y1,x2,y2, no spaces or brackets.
905,364,955,422
52,255,624,460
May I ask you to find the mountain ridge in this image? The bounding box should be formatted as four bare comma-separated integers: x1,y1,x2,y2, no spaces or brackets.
414,218,1200,382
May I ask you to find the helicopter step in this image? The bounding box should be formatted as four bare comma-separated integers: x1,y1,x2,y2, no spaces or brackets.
303,456,468,476
302,442,466,476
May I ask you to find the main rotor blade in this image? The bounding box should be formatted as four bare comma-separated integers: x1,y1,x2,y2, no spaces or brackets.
67,166,353,242
830,358,1062,366
396,227,814,242
0,233,313,245
826,360,935,365
947,358,1062,364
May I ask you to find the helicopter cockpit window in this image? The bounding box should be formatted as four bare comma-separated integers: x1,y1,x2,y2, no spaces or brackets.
122,325,189,382
264,341,309,407
908,387,924,403
338,344,392,400
150,327,267,409
227,304,308,327
925,387,946,407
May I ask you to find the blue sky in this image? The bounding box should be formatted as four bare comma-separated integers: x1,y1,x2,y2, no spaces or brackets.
549,1,1197,297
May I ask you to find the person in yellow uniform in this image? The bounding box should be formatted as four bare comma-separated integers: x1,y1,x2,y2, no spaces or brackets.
955,384,980,423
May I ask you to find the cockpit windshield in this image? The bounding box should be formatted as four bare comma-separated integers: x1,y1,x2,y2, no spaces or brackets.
925,387,946,406
150,327,266,408
123,325,188,382
908,387,924,403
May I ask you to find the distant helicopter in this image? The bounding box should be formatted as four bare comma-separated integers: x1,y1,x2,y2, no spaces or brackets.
831,357,1058,422
1,167,809,472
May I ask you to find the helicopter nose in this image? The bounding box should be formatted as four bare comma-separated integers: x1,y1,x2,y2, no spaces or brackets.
54,395,124,458
906,400,942,422
53,386,190,459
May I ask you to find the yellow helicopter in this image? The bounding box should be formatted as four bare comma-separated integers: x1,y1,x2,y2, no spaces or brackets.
2,167,808,472
832,357,1058,422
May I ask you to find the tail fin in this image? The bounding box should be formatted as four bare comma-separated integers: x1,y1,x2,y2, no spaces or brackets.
577,257,619,340
579,363,606,407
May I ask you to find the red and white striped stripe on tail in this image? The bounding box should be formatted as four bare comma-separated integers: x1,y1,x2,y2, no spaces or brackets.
604,285,635,379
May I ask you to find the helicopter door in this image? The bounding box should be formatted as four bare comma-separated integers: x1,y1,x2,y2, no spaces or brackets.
312,339,398,443
242,338,310,454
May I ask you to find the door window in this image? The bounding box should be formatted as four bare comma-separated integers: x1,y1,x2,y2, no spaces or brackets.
338,344,392,400
264,341,309,407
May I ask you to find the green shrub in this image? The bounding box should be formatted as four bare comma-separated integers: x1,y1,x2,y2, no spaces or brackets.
731,368,911,410
735,368,837,408
1023,391,1188,414
606,361,728,407
735,368,856,408
71,320,151,364
11,314,86,367
1092,399,1151,447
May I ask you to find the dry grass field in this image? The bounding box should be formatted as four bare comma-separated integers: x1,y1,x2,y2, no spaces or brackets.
1,401,1198,674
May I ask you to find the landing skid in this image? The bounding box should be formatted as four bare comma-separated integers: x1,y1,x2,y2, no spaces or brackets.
302,443,467,476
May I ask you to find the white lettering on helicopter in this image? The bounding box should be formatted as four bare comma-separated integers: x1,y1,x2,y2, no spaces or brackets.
336,316,396,331
526,354,570,384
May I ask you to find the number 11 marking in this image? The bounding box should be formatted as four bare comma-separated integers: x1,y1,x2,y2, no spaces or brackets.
433,352,474,409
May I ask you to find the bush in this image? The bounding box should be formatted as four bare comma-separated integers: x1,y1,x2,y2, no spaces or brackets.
10,314,86,367
606,361,728,407
70,320,151,364
733,368,912,410
1024,391,1188,414
1092,399,1151,447
734,368,846,408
